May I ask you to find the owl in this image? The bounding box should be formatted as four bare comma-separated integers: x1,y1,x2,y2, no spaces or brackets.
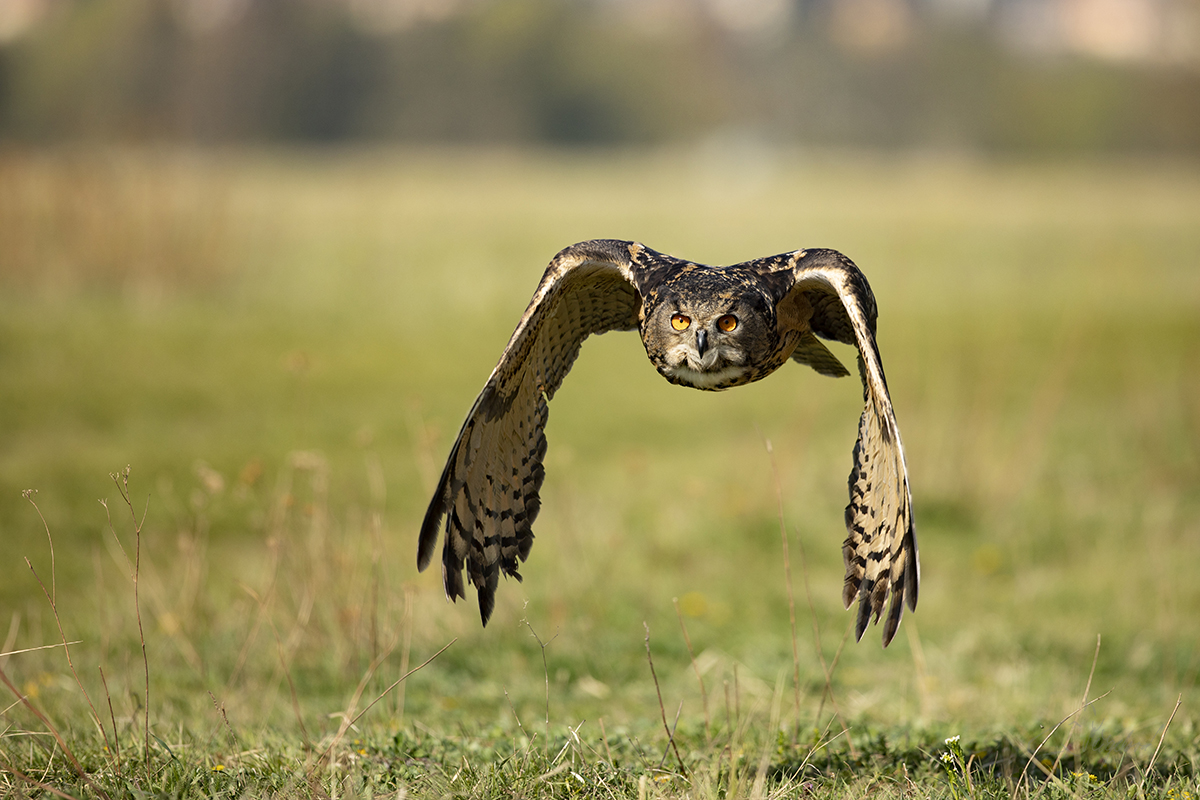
418,239,918,646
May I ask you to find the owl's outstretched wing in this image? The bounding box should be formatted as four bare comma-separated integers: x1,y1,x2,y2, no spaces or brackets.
418,239,648,625
783,248,919,647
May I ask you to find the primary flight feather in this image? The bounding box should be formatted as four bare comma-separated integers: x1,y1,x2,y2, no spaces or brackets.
418,239,918,646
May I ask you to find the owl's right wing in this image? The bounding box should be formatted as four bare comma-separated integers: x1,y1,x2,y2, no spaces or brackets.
782,249,919,647
418,239,650,625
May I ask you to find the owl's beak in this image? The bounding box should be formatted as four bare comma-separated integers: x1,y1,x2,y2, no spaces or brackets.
695,329,708,357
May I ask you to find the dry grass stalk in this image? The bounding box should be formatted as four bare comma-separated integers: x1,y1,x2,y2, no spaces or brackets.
110,466,153,785
644,622,688,778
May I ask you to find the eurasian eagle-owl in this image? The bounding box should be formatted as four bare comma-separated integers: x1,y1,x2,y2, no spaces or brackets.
418,239,918,646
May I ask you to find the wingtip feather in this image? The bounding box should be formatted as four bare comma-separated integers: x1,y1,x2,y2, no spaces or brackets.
854,584,872,642
478,590,494,627
905,526,920,612
416,503,442,572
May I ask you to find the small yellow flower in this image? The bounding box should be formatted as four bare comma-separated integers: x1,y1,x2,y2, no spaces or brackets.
212,765,225,772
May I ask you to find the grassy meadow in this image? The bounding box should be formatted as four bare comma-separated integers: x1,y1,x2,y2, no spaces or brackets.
0,146,1198,798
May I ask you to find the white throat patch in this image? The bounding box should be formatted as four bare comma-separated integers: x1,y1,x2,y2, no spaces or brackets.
666,364,748,390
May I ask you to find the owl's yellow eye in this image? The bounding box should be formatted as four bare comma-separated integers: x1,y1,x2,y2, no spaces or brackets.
670,314,691,331
717,314,738,332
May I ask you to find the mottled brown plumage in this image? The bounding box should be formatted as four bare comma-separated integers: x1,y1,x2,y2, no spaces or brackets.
418,239,918,646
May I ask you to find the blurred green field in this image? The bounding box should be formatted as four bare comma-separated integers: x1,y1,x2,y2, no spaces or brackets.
0,147,1198,797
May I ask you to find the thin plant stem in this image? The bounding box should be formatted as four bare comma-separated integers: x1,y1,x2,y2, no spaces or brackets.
320,634,402,766
111,467,152,785
0,641,78,658
1050,634,1101,778
644,622,688,777
22,491,53,605
267,616,312,750
317,638,456,766
99,666,121,775
504,687,529,741
751,671,788,800
599,716,613,764
523,616,557,745
208,690,237,748
657,701,684,770
1140,694,1183,799
1017,689,1113,796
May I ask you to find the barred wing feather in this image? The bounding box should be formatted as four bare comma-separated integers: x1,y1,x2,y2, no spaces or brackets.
787,249,919,647
417,241,642,624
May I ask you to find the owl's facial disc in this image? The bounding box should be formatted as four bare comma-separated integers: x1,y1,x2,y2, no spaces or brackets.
660,309,749,389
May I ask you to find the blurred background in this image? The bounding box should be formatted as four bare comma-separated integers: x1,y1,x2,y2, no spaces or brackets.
1,0,1199,151
0,0,1197,752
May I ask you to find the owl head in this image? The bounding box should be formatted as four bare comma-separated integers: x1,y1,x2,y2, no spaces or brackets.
640,271,779,391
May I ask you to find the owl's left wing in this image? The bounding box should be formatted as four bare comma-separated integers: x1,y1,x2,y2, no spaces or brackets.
418,239,649,625
779,248,919,647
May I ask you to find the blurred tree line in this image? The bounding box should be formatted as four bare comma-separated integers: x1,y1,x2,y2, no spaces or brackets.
0,0,1198,151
